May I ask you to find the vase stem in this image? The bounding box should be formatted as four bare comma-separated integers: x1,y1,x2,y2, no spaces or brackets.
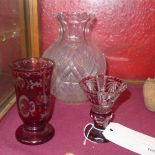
90,110,113,129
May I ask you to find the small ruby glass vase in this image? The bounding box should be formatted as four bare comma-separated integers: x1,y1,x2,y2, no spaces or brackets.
80,75,127,143
11,57,55,145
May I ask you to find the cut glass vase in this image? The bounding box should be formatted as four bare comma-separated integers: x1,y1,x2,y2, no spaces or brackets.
42,12,106,103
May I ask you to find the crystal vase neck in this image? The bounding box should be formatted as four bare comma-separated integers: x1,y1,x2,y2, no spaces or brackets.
56,12,93,42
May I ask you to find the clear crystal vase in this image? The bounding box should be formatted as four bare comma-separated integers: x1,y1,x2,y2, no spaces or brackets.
42,12,106,103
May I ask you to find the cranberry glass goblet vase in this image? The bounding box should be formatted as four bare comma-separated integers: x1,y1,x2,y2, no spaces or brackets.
80,75,127,143
12,57,55,145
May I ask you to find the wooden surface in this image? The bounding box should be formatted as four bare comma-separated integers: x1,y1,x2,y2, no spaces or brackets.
25,0,41,57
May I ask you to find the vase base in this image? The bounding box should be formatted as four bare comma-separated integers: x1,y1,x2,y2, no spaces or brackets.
84,124,109,143
15,123,55,145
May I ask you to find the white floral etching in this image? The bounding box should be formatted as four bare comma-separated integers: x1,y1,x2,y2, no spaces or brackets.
26,79,42,89
15,69,51,90
18,95,50,120
15,77,25,88
24,71,44,77
36,94,49,120
19,95,36,118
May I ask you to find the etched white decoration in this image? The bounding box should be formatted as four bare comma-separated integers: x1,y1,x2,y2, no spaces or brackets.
19,95,36,118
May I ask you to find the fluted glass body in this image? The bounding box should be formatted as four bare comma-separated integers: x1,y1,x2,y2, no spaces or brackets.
12,57,55,145
42,12,106,103
80,75,127,143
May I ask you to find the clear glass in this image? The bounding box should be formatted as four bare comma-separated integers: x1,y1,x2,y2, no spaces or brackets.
0,0,28,119
80,75,127,143
12,57,55,145
42,12,106,103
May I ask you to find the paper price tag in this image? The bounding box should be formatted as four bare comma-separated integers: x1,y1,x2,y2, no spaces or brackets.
103,123,155,155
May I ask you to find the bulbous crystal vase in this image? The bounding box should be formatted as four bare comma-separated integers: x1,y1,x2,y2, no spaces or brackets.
42,12,106,103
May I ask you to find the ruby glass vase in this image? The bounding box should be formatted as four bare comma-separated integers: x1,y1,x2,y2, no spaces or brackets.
11,57,55,145
80,75,127,143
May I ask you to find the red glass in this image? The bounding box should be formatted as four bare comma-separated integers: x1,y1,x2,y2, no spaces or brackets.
11,57,55,145
80,75,127,143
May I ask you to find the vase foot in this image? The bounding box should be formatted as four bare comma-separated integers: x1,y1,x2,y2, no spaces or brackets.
84,124,109,143
15,123,55,145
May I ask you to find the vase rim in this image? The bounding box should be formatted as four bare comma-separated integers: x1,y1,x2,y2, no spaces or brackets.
79,75,127,95
55,12,94,23
11,57,55,72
